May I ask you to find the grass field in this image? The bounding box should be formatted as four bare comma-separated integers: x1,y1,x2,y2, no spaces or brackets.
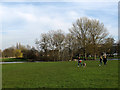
1,58,27,62
2,60,118,88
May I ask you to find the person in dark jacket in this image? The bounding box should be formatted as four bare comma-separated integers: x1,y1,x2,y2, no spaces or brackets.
103,55,107,65
99,56,103,66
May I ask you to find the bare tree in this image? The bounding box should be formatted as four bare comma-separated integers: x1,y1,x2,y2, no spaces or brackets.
65,33,78,61
35,33,49,58
52,30,65,61
69,17,109,60
69,17,91,60
35,30,65,61
35,17,111,61
87,19,108,59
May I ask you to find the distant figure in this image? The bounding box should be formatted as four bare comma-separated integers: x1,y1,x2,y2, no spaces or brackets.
78,57,82,67
103,55,107,65
99,56,103,66
83,63,86,67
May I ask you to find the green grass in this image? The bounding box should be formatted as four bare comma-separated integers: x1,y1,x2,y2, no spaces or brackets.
1,58,27,62
2,60,118,88
1,56,119,62
107,56,120,59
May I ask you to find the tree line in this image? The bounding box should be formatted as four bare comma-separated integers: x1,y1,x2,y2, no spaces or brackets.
1,17,119,61
1,43,38,61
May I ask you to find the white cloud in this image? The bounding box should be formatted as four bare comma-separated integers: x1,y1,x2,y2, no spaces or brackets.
17,12,37,22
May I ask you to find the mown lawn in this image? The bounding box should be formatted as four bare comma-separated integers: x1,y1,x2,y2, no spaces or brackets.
2,60,118,88
1,58,27,62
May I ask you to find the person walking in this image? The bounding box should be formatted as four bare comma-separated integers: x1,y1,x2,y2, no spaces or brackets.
103,55,107,65
99,56,103,66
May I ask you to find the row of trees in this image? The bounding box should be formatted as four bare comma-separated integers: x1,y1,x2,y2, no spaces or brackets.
0,17,119,61
1,43,38,61
2,48,23,58
35,17,116,61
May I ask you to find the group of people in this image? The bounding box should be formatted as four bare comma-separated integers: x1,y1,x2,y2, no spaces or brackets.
77,54,107,67
99,54,107,66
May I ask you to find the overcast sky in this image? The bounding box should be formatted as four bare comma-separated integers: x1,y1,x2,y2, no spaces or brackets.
0,1,118,50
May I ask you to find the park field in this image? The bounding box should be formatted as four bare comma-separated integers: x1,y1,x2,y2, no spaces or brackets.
0,58,27,62
2,60,118,88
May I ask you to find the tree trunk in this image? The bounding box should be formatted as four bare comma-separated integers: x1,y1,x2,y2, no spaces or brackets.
71,52,73,61
53,50,55,62
94,54,96,60
83,48,86,60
